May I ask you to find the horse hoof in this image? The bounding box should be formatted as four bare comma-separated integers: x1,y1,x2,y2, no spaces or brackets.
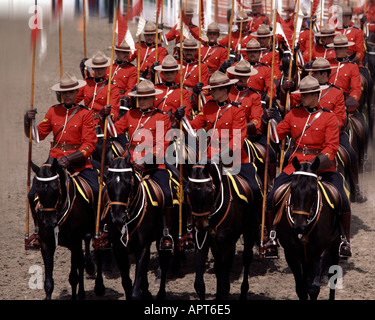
85,261,96,276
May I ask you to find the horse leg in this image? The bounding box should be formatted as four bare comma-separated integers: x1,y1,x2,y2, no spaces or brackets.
69,242,86,300
284,249,308,300
112,239,132,299
132,245,152,300
307,258,323,300
93,249,105,296
194,233,210,300
40,239,55,300
240,234,254,300
84,233,96,276
156,249,172,300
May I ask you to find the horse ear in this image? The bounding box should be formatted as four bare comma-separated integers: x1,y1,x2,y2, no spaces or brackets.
30,161,40,175
51,158,59,173
311,155,321,173
292,156,301,171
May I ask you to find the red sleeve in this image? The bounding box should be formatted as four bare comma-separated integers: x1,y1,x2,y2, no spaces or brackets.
334,90,346,129
321,112,339,161
248,94,263,132
113,110,129,136
36,108,54,141
349,63,362,101
79,109,97,158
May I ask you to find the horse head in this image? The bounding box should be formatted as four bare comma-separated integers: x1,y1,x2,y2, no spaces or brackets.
31,157,64,228
289,157,321,236
186,162,219,230
106,152,135,228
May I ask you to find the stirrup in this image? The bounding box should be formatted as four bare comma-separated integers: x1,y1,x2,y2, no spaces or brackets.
93,229,111,251
25,233,40,251
261,230,279,259
339,236,352,259
159,229,174,252
177,228,195,250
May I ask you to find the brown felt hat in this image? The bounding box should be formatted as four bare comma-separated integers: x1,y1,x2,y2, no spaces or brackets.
176,38,200,49
115,38,132,52
251,24,272,38
314,24,340,37
51,72,86,92
154,55,184,72
291,75,329,94
128,79,164,97
202,71,238,90
227,59,258,77
243,38,267,51
326,33,355,48
143,21,163,34
85,51,111,68
304,57,332,72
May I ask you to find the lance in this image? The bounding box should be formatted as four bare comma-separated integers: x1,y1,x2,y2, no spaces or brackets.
58,1,63,78
155,0,160,84
309,0,313,63
83,0,87,77
95,1,118,240
279,0,300,171
25,1,39,248
237,0,245,54
260,0,277,259
198,0,202,111
227,0,235,59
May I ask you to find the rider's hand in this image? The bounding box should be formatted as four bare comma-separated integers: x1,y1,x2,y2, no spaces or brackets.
25,109,37,122
99,105,112,118
57,156,70,168
174,105,186,122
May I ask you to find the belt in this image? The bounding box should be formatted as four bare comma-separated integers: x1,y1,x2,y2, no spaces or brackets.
293,146,322,156
52,142,82,152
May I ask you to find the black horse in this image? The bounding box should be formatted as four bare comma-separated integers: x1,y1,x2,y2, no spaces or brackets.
30,158,96,299
94,155,172,300
186,162,258,300
276,157,341,300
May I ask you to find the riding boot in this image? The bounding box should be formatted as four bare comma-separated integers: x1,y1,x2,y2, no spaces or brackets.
261,211,279,259
160,207,174,251
339,212,352,258
25,203,41,250
268,163,277,192
349,164,367,203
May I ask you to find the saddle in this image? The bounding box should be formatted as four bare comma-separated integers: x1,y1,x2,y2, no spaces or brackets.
245,139,266,164
142,176,165,209
72,174,94,205
272,181,342,226
348,113,366,142
336,144,351,169
223,169,253,204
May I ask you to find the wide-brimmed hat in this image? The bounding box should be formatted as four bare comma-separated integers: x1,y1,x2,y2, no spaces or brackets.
227,59,258,77
51,72,86,92
291,75,329,94
314,24,340,37
115,38,132,52
341,5,353,16
233,12,250,23
154,55,185,72
251,24,272,37
128,79,163,97
326,33,355,48
304,57,332,72
206,22,220,33
143,21,163,34
176,38,200,49
85,51,111,68
243,38,267,51
202,71,238,90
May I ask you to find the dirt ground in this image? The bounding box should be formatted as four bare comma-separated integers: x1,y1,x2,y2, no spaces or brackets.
1,15,375,301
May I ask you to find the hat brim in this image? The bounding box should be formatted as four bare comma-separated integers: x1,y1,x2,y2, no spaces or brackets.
291,84,329,94
242,46,267,51
226,66,258,77
85,59,111,68
304,66,332,72
154,65,185,71
51,80,86,92
143,30,163,34
250,32,272,37
128,88,164,97
203,78,239,90
326,41,355,48
176,43,199,49
115,46,132,52
314,31,340,37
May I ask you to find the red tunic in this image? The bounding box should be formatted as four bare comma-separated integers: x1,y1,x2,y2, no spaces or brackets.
246,62,277,100
259,48,281,80
128,43,168,73
229,85,263,134
188,100,248,165
200,43,228,75
165,24,200,43
175,59,209,92
336,23,365,66
246,15,269,33
290,84,346,129
76,77,120,122
106,62,137,96
219,31,254,52
154,83,192,117
302,44,336,63
275,106,339,175
36,104,97,171
328,59,362,101
111,108,171,169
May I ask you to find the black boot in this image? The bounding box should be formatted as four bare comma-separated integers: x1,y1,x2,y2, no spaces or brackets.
160,207,174,251
349,163,367,203
339,212,352,258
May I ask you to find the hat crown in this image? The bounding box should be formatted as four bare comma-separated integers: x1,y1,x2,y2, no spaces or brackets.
183,38,198,48
144,21,157,33
91,50,109,66
117,38,131,50
161,55,179,68
256,24,271,36
234,59,252,73
207,22,220,32
246,38,261,49
136,80,156,94
334,33,349,45
60,72,79,88
320,24,336,35
312,57,330,70
210,71,231,86
299,76,320,92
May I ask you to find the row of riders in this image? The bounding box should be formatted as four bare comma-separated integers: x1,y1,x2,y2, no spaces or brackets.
24,1,375,299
